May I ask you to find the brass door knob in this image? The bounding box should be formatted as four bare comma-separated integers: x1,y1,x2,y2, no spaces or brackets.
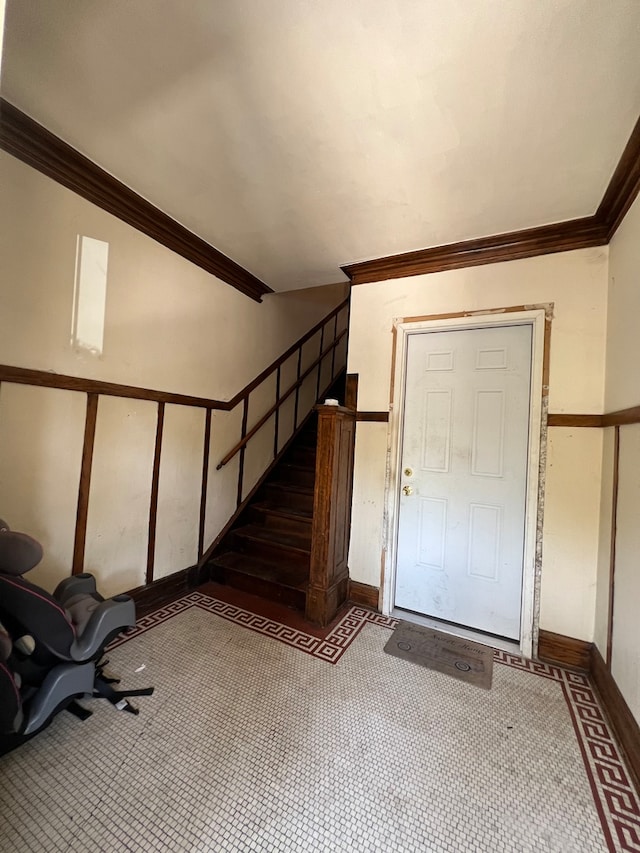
402,485,413,496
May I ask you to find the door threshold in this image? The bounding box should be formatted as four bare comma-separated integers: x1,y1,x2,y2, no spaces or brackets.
391,608,522,656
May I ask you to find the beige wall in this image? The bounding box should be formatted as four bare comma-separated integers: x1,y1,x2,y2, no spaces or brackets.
0,152,347,593
348,247,609,642
595,192,640,725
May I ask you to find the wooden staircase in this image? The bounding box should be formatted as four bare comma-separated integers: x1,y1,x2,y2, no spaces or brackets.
206,376,353,623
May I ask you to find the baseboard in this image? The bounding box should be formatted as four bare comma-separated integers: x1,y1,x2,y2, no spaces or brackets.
348,580,380,610
126,567,192,615
591,645,640,794
537,629,592,671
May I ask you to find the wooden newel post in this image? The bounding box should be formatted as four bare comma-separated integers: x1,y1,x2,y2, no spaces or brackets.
305,404,356,626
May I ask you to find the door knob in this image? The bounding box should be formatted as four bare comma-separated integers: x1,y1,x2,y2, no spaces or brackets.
402,485,413,496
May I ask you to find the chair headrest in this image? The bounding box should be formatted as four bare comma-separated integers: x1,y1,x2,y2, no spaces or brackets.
0,527,43,576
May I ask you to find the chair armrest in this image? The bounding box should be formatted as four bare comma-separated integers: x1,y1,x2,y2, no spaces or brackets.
69,596,136,661
54,574,98,606
23,662,94,735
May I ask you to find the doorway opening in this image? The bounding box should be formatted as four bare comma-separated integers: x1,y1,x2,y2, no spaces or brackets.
383,307,549,659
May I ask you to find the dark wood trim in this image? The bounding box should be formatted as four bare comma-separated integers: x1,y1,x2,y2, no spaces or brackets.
306,405,356,626
315,324,325,402
470,405,640,430
547,413,604,428
237,398,249,507
274,365,281,458
331,314,338,379
537,629,592,671
345,374,359,411
198,410,212,559
0,98,271,302
597,114,640,239
0,363,229,410
294,348,303,430
342,218,607,285
592,644,640,794
602,405,640,428
607,426,620,667
146,403,165,584
127,567,192,617
348,580,380,610
356,411,389,423
72,393,98,575
216,329,348,469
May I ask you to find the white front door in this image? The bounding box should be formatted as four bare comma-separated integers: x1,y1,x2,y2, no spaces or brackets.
394,324,532,640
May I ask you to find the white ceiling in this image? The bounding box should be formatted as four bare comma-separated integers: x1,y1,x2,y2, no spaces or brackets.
2,0,640,292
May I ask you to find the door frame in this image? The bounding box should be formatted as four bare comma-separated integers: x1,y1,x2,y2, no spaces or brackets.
382,306,549,659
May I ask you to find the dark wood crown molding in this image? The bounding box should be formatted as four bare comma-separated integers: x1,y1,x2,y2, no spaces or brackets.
343,112,640,286
597,113,640,239
342,218,608,285
2,95,638,292
0,98,272,302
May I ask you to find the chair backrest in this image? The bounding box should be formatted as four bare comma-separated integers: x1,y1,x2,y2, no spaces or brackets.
0,522,75,660
0,574,76,660
0,624,22,734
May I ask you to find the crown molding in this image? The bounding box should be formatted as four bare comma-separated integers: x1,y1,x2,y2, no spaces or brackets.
3,96,638,292
342,218,608,285
343,113,640,286
0,98,272,302
597,114,640,239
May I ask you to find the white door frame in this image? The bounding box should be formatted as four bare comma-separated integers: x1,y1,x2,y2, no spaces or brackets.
382,308,547,659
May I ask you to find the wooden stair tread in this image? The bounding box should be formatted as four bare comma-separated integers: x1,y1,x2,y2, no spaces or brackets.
233,523,311,553
280,461,316,474
252,501,313,522
210,551,308,591
267,480,314,495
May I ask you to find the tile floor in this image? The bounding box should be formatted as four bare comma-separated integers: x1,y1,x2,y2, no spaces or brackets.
1,592,639,852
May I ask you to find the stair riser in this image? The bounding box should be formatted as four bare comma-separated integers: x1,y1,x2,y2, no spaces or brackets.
209,564,306,611
229,533,311,569
261,484,315,513
278,466,316,488
296,431,317,449
285,446,317,468
245,507,311,538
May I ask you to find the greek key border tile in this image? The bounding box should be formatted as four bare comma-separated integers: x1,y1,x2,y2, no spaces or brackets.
108,593,640,852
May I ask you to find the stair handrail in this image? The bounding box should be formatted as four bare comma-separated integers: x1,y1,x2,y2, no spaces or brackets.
216,328,347,469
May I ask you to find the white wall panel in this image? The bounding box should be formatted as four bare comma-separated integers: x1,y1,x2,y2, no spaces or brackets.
84,396,156,596
243,418,276,502
276,395,295,454
203,408,242,549
0,384,85,591
594,428,615,656
154,405,205,579
348,422,388,588
611,425,640,725
247,373,276,433
540,428,603,640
